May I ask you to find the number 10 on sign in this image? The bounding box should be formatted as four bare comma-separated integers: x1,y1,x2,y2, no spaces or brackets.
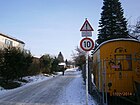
80,37,94,52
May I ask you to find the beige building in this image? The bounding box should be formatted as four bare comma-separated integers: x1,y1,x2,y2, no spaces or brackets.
0,33,25,49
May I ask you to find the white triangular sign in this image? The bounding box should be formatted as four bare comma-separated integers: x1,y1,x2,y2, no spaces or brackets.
80,19,94,31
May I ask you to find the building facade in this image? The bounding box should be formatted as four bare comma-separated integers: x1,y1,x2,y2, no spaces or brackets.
0,33,25,49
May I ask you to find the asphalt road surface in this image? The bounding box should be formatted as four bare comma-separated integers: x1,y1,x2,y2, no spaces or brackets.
0,70,79,105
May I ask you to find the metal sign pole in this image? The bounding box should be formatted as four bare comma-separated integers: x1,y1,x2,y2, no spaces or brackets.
86,51,89,105
86,18,88,105
80,18,94,105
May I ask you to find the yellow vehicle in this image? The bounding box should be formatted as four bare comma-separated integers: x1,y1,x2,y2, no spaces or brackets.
92,38,140,97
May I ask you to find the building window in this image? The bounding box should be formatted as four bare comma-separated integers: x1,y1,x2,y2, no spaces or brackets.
5,39,13,47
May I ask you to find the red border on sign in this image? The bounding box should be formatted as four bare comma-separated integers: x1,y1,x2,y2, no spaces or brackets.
80,37,94,51
80,19,94,31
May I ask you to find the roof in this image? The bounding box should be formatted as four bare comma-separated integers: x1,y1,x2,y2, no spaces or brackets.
93,38,140,54
0,33,25,44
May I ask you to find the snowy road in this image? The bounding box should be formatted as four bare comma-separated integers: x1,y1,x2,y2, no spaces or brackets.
0,69,96,105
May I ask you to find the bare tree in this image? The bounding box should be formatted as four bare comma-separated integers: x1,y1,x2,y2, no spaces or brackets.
71,46,86,68
128,17,140,41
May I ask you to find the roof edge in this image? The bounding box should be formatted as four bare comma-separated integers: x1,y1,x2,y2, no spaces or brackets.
0,33,25,44
92,38,140,55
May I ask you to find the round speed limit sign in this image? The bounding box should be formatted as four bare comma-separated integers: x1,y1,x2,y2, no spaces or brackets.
80,37,94,51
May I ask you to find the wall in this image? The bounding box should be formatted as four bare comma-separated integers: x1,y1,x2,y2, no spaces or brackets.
93,39,140,96
0,33,25,49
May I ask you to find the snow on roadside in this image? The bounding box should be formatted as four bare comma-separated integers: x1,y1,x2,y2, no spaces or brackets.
58,70,96,105
0,68,96,105
23,74,54,84
65,68,77,72
0,72,62,95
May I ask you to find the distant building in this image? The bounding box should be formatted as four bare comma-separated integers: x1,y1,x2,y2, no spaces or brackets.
0,33,25,49
58,62,66,66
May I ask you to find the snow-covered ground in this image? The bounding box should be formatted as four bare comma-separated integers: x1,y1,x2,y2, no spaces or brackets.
58,68,96,105
0,73,61,95
0,68,96,105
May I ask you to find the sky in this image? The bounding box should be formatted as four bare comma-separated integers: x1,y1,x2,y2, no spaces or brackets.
0,0,140,60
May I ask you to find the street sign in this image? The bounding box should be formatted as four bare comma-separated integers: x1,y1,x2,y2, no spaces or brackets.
82,31,92,37
79,19,94,105
80,19,94,31
80,37,94,51
80,19,94,37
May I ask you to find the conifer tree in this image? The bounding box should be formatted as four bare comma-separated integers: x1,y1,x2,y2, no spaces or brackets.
97,0,129,44
57,52,64,63
0,47,32,82
40,54,52,73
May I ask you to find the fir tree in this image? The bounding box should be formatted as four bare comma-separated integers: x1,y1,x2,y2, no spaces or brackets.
57,52,64,63
97,0,129,44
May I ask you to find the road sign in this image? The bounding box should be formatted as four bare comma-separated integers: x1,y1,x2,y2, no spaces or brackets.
80,19,94,31
81,31,92,37
80,37,94,51
80,19,94,105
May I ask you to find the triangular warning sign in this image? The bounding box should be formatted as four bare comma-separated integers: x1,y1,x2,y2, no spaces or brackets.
80,19,94,31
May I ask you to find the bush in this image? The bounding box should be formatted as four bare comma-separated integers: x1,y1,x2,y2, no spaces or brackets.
0,47,32,82
0,80,21,89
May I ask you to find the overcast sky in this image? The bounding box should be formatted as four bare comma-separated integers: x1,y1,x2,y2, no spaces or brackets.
0,0,140,60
